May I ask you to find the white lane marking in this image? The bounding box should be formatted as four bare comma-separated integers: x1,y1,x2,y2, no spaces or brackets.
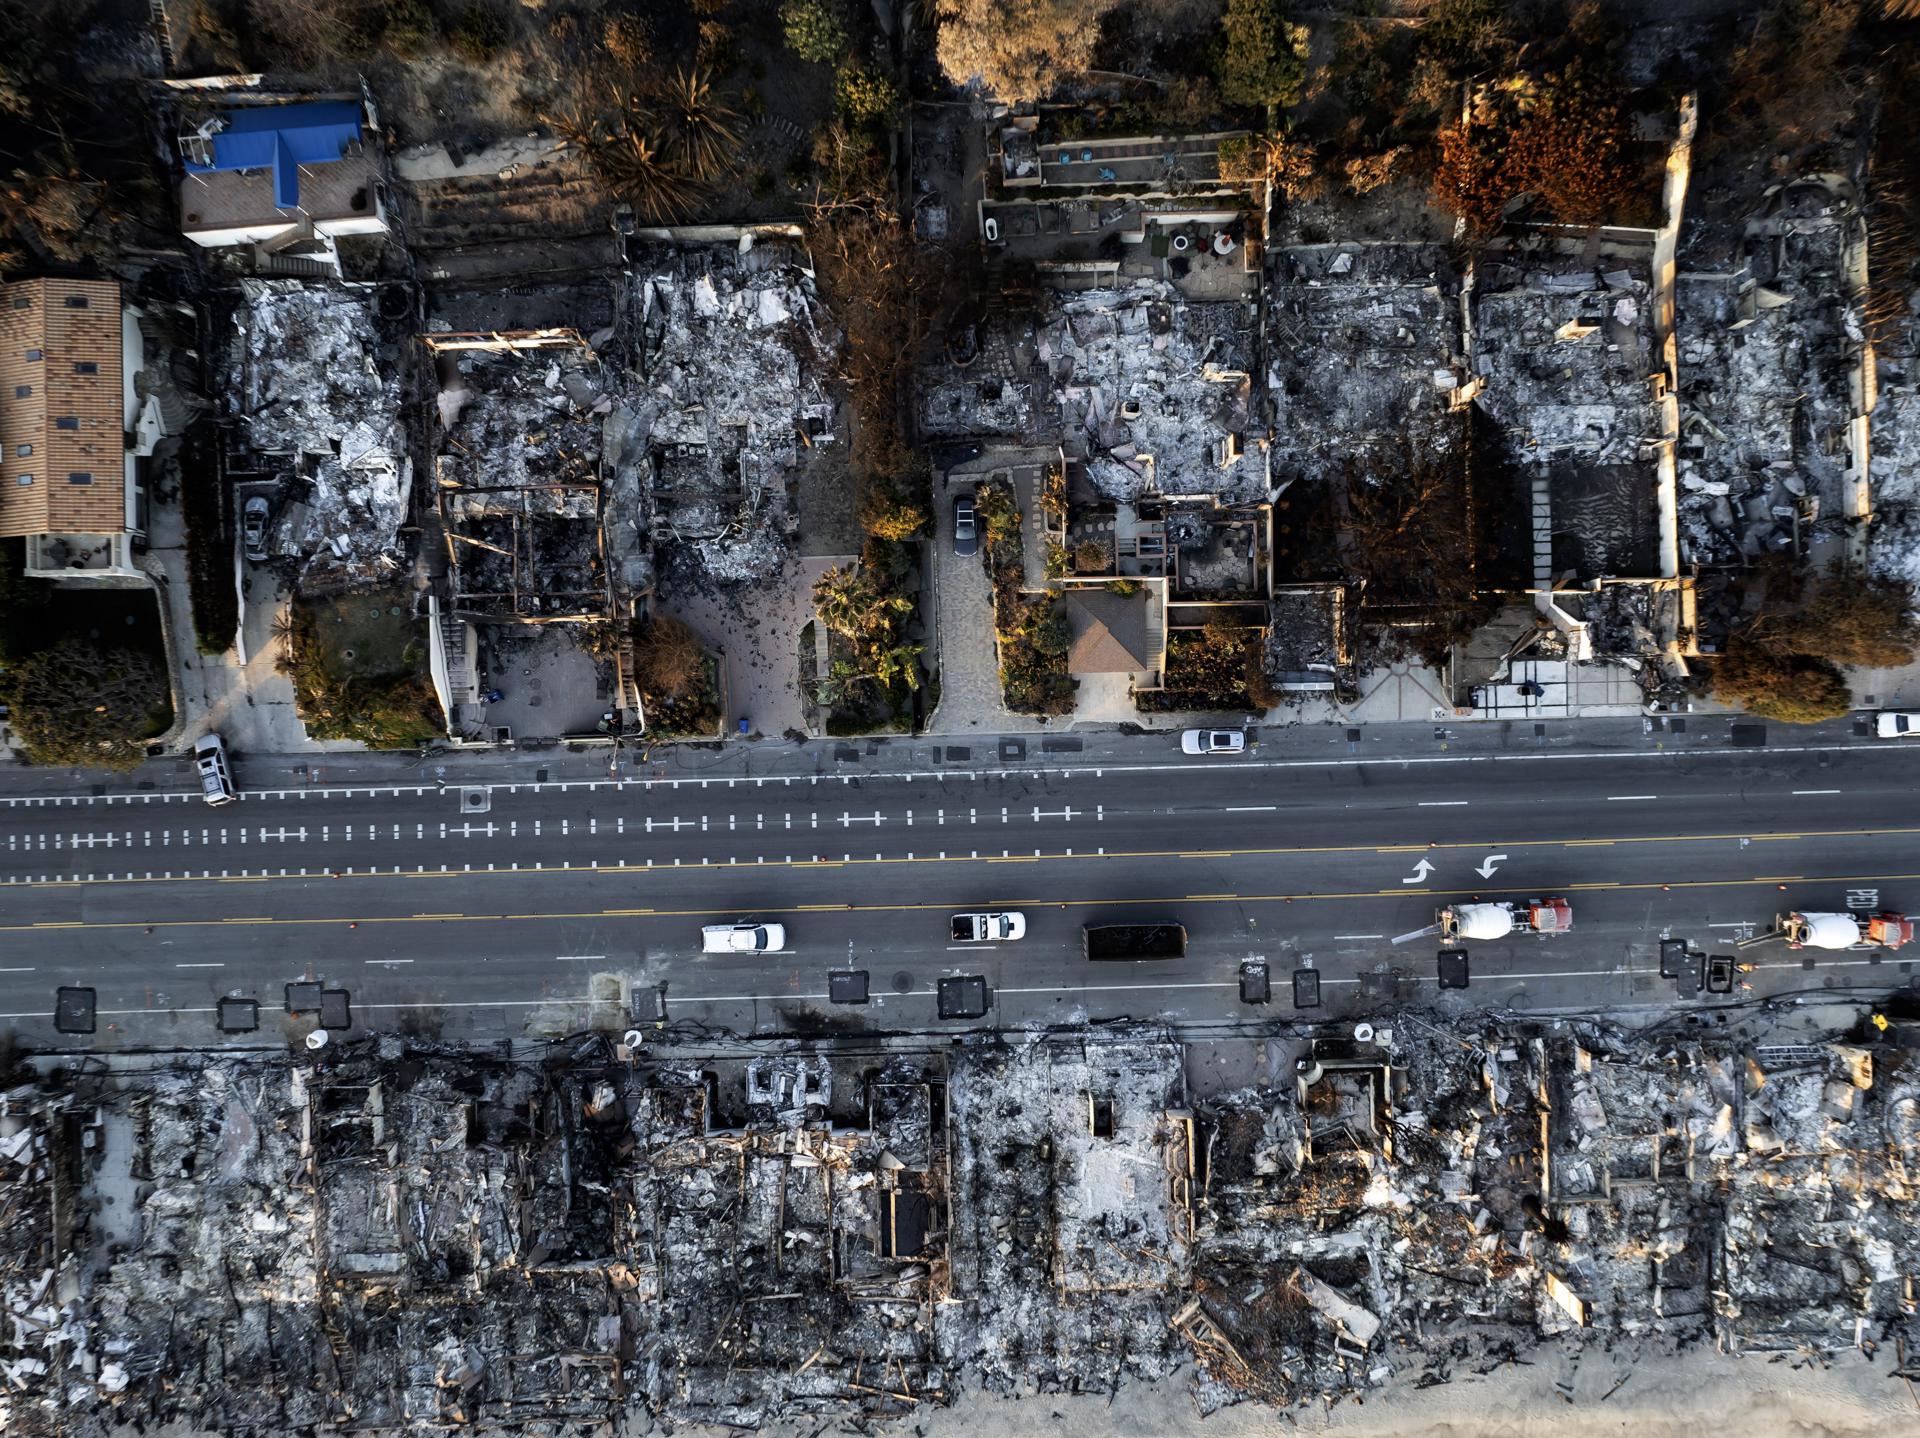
1607,795,1658,801
554,954,605,963
1223,805,1276,812
1334,933,1385,940
366,959,414,966
1792,789,1841,796
175,962,224,969
30,736,1892,808
1418,801,1468,807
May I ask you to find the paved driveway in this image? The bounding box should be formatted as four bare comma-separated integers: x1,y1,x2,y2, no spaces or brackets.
926,475,1050,734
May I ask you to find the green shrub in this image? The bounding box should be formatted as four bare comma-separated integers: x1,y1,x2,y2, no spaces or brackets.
780,0,846,64
0,636,170,769
1216,0,1309,110
835,61,899,125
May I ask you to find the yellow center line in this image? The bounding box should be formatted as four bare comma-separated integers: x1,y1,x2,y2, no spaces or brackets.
12,870,1920,935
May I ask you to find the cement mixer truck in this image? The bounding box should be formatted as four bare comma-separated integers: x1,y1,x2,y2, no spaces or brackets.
1439,898,1572,941
1396,897,1573,944
1780,911,1914,951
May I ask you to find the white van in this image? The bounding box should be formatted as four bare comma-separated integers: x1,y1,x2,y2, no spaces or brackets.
701,922,785,954
194,733,236,806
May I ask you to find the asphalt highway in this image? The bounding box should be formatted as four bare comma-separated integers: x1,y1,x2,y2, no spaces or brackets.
2,737,1918,1045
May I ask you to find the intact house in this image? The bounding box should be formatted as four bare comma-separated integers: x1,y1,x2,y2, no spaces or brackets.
178,95,389,275
0,278,164,581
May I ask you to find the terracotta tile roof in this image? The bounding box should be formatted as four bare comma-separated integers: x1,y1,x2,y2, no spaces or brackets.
0,278,125,537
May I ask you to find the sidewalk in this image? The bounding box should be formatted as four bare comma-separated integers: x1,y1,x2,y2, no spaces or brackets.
0,702,1889,802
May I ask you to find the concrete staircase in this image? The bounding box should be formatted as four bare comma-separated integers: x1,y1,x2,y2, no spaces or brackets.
1530,476,1553,589
1144,583,1167,678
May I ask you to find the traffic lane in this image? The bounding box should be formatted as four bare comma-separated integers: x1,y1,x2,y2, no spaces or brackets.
2,902,1899,1047
10,739,1920,848
8,816,1918,927
7,844,1918,1011
6,778,1920,887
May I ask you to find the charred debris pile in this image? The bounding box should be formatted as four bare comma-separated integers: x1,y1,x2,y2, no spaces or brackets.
2,1021,1918,1433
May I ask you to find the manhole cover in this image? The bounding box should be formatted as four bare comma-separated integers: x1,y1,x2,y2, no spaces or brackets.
892,971,914,994
462,788,490,813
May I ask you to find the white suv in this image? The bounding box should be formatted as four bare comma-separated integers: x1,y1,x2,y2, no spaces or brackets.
194,733,236,806
701,922,786,953
1181,728,1246,755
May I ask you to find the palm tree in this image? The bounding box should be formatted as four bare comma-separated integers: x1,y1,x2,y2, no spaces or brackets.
644,66,742,184
865,639,925,692
814,564,911,641
544,103,697,223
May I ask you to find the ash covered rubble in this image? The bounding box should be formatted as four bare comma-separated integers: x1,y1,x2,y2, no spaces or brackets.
4,1023,1920,1435
1868,251,1920,587
224,281,411,591
1675,179,1865,572
1043,281,1268,504
434,334,613,623
1471,254,1668,586
616,239,841,586
1266,243,1469,495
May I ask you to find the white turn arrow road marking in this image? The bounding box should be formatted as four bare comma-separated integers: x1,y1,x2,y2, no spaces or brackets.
1476,853,1508,878
1402,858,1436,884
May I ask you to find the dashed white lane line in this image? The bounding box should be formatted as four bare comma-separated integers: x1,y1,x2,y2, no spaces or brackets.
175,963,224,969
1224,806,1276,813
1334,933,1385,940
1792,789,1841,796
1418,801,1469,807
1607,795,1659,802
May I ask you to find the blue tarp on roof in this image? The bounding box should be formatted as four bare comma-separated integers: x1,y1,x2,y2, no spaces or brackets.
183,101,363,210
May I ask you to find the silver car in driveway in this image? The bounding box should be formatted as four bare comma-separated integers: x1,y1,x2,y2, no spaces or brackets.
242,495,271,562
952,494,979,556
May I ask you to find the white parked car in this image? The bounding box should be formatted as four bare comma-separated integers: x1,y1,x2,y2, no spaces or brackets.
1181,728,1246,756
1875,711,1920,739
194,733,236,806
701,922,786,954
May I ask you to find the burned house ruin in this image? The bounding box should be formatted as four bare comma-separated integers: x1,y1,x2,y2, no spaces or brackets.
6,1019,1918,1434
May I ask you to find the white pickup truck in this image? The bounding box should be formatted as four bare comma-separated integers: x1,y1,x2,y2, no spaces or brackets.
951,912,1026,943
